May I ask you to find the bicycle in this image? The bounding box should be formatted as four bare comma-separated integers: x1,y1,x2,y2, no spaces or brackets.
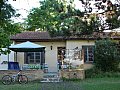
2,70,28,85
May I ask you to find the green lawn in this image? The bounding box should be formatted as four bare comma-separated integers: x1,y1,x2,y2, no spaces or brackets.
0,78,120,90
82,78,120,90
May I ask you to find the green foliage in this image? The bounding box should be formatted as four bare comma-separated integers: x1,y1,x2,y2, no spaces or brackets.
85,68,120,78
0,0,20,54
106,16,120,29
26,0,99,37
62,77,81,81
25,0,120,37
94,39,120,72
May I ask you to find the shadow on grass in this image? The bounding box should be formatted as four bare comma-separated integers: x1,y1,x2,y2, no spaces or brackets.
0,80,83,90
39,82,83,90
1,78,120,90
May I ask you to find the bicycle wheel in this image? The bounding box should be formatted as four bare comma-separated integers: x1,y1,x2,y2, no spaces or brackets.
18,75,28,84
2,75,12,85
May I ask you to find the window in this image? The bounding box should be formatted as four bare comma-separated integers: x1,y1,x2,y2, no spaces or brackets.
25,52,45,64
82,45,94,62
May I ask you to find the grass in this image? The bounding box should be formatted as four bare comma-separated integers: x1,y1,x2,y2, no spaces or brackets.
82,78,120,90
0,77,120,90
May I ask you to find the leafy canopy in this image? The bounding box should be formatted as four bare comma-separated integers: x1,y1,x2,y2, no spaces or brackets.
0,0,20,54
26,0,99,37
26,0,120,37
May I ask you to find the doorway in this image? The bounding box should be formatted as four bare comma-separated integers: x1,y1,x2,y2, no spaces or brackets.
57,47,66,69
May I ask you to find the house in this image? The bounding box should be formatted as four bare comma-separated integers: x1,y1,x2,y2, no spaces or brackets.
10,31,120,72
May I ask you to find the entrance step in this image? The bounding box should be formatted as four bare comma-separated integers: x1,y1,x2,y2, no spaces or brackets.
40,72,61,82
40,78,60,82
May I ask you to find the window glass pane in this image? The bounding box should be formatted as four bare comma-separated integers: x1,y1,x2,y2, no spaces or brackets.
36,59,40,63
82,46,94,62
36,52,40,55
29,59,34,63
36,56,40,59
26,52,43,64
29,55,34,59
28,52,34,56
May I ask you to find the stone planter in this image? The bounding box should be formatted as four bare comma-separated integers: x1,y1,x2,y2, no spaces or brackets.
60,69,85,80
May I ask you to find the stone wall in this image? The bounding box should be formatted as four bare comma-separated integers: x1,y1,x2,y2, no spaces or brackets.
0,70,44,81
60,69,85,80
0,69,85,81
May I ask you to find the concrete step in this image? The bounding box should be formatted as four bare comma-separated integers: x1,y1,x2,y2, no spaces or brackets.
40,72,61,82
43,74,59,78
40,78,61,82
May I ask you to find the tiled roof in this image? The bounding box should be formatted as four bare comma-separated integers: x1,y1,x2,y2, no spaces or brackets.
10,31,120,42
11,31,51,40
10,31,66,42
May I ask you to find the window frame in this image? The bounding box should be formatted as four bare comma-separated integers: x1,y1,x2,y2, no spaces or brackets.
82,45,94,63
27,52,41,64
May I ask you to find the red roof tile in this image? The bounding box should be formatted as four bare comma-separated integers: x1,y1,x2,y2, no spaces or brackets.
10,31,120,42
11,31,51,40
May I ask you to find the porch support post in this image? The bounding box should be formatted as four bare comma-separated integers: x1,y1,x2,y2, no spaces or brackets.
16,52,17,62
7,53,9,70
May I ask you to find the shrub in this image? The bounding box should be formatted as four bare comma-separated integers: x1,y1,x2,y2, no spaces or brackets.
62,77,81,81
94,39,120,72
85,68,120,78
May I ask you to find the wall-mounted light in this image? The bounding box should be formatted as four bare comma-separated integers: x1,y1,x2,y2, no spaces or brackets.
75,47,78,49
50,46,53,50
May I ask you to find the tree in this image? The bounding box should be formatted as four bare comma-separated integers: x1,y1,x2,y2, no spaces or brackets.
25,0,120,37
79,0,120,31
94,39,120,72
26,0,98,37
0,0,20,54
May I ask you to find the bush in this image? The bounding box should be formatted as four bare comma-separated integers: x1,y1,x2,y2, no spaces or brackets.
85,68,120,78
62,77,81,81
94,39,120,72
85,67,101,78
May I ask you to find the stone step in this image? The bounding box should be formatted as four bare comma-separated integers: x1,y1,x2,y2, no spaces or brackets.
41,72,61,82
40,78,61,82
44,72,59,77
43,74,59,78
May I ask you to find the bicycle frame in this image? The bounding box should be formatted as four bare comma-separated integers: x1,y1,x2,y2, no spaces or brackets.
2,70,28,85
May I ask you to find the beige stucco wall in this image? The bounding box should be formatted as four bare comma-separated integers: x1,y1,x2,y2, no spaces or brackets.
36,42,66,72
66,40,95,49
66,40,95,70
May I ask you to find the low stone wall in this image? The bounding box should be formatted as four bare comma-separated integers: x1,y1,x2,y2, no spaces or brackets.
0,70,44,81
0,69,85,81
60,69,85,80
